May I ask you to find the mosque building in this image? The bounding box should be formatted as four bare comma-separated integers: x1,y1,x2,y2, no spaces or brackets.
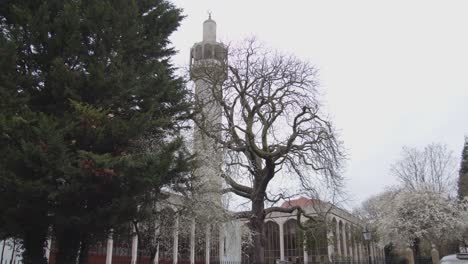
45,16,385,264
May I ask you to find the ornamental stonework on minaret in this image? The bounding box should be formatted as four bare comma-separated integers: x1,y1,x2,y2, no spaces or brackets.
190,15,227,208
190,14,227,67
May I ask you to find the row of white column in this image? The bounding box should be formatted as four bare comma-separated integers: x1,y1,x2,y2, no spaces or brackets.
105,217,221,264
276,219,323,263
328,219,385,263
272,218,386,264
44,219,385,264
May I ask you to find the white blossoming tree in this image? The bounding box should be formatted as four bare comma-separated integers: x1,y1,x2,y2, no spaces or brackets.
357,188,468,255
379,190,467,245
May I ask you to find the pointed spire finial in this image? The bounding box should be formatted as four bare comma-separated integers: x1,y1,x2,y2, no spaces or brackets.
203,11,216,42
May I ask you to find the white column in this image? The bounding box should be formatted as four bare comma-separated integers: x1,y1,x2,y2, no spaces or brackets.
44,226,52,263
348,229,353,260
355,243,360,262
1,240,6,263
363,244,367,263
372,243,376,263
303,241,308,264
279,220,285,261
342,225,347,257
219,224,225,261
327,226,334,262
301,218,308,264
106,229,114,264
358,243,362,263
367,244,371,264
131,224,138,264
205,224,211,264
155,244,160,264
45,237,52,263
336,223,341,256
11,242,16,263
190,220,196,264
173,216,179,264
154,221,161,264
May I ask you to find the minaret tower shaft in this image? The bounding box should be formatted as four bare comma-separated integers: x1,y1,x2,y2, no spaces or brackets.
190,15,227,206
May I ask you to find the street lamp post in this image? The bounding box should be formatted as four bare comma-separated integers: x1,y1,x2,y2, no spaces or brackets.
363,226,372,264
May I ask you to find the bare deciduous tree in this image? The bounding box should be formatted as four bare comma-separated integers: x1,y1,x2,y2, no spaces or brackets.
390,143,457,194
192,39,345,264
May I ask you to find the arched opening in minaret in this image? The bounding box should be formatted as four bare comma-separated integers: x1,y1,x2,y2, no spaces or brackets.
203,43,214,59
215,45,226,61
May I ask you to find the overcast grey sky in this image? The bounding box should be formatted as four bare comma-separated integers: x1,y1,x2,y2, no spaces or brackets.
168,0,468,207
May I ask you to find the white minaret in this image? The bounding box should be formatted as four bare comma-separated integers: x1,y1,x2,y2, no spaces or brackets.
190,15,227,207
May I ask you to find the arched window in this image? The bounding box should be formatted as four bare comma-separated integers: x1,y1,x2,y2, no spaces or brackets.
345,223,351,257
195,45,202,60
264,221,280,264
331,218,338,257
303,219,328,263
283,219,302,263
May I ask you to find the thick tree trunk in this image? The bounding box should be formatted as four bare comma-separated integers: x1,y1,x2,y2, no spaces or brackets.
22,228,48,264
250,192,266,264
55,226,81,264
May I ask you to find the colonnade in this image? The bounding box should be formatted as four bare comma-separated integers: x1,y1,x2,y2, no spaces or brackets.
103,216,226,264
329,216,385,264
265,216,385,264
47,215,386,264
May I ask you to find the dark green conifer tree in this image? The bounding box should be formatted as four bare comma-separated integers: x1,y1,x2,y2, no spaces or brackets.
459,137,468,199
0,1,190,263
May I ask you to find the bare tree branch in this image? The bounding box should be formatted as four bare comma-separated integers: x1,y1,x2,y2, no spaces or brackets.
390,143,457,194
191,38,345,263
